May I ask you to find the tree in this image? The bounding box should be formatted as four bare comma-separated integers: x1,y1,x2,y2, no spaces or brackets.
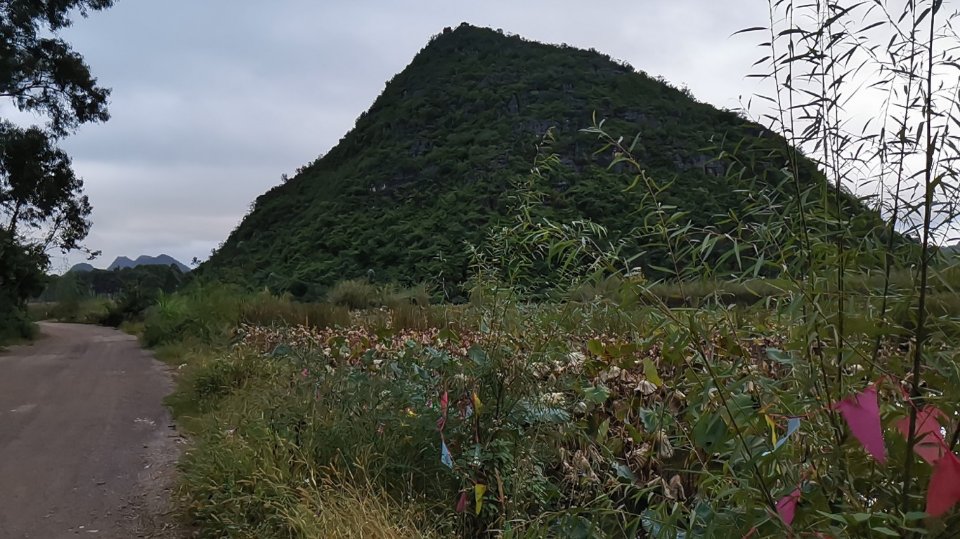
0,228,47,339
0,122,91,250
0,0,114,336
1,0,112,135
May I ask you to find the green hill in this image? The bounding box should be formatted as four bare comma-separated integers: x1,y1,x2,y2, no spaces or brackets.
200,23,878,298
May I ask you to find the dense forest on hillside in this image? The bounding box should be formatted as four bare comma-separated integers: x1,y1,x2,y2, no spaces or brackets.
31,264,186,327
200,24,883,299
40,264,186,300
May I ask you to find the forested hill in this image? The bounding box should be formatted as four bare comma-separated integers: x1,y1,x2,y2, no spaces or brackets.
199,23,876,299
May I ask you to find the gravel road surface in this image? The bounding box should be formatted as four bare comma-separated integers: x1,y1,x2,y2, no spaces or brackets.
0,323,182,538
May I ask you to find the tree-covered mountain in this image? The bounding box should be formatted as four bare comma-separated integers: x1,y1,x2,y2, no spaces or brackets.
199,23,879,298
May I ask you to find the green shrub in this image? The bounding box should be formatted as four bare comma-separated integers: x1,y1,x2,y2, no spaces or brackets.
25,302,55,321
142,287,240,347
0,303,35,344
327,279,381,309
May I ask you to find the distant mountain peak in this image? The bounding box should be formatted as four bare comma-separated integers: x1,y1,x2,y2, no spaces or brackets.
107,254,190,272
67,262,96,273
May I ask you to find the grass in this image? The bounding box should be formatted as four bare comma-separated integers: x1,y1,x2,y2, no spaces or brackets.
144,285,448,537
643,264,960,307
142,285,754,536
174,372,439,538
27,298,112,324
0,329,35,349
142,269,960,537
327,278,381,309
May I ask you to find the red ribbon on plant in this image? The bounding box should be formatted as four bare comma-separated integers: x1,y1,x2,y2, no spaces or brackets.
771,376,960,519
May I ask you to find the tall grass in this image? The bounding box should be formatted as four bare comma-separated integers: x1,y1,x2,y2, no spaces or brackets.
142,284,351,347
165,337,449,537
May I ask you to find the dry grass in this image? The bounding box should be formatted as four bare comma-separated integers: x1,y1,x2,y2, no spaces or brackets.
288,470,435,539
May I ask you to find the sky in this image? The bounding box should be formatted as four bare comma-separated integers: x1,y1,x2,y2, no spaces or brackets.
15,1,776,272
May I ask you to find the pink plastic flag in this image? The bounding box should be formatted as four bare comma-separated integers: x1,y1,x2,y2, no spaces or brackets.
834,385,886,463
896,406,948,465
926,451,960,517
455,491,469,513
440,391,449,418
776,488,801,526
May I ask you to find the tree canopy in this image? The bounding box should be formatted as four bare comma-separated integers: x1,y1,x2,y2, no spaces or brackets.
0,122,91,250
0,0,113,339
1,0,112,134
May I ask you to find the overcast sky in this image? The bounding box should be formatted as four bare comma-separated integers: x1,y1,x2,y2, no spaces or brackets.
26,0,772,271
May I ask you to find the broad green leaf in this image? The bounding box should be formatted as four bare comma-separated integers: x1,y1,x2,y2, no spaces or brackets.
643,358,663,387
583,385,611,404
468,345,488,366
615,462,636,481
437,328,459,343
597,418,610,440
693,412,727,451
766,348,793,365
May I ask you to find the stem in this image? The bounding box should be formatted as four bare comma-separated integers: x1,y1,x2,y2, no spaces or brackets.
869,1,920,379
902,0,937,513
820,1,846,400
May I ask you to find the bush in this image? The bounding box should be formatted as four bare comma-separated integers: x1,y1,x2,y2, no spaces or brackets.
327,279,381,309
142,286,242,347
0,303,35,344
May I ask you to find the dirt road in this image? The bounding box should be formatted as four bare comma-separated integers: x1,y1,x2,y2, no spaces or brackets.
0,323,182,538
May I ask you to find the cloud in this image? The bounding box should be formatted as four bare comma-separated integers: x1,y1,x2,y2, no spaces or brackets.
42,0,771,270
